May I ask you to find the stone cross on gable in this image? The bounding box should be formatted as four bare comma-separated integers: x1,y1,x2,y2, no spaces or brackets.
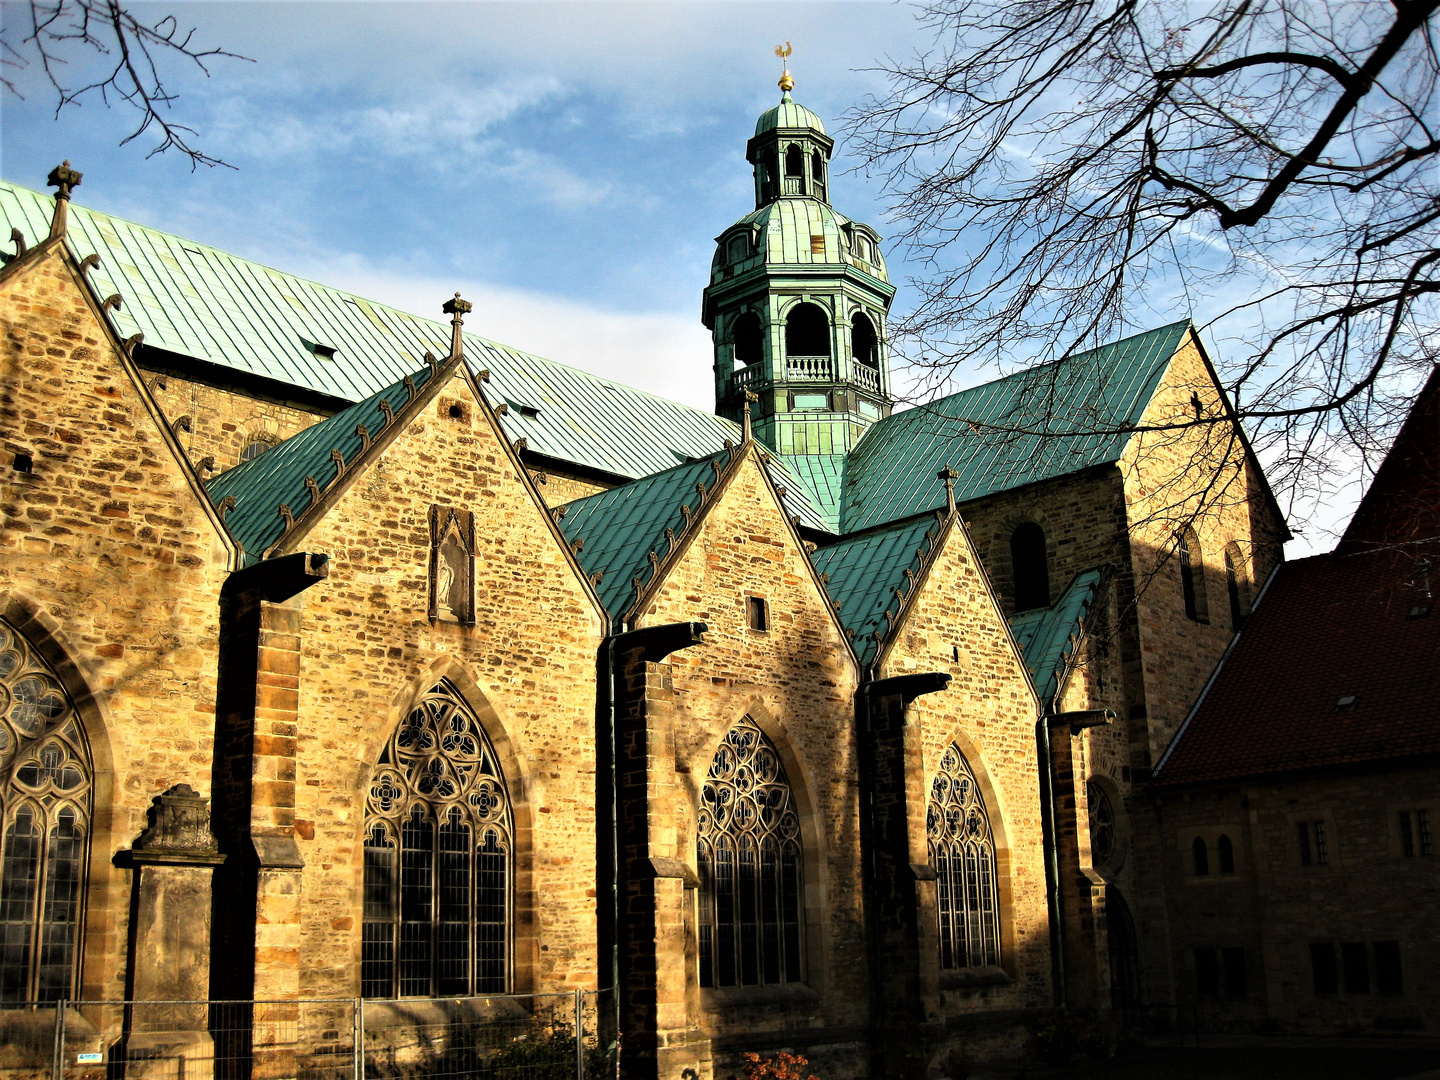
742,388,759,443
442,292,472,360
938,465,959,514
46,160,82,240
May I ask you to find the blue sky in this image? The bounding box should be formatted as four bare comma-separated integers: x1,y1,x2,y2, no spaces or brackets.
1,1,925,408
0,1,1356,551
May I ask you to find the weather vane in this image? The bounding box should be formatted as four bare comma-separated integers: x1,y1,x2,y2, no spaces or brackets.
775,42,794,93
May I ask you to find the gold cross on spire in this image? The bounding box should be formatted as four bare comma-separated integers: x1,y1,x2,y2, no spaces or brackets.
775,42,794,93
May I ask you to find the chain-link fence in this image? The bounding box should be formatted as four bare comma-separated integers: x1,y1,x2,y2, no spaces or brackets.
0,989,617,1080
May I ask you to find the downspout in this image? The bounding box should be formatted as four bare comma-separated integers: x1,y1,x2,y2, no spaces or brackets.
598,634,622,1062
1035,713,1065,1008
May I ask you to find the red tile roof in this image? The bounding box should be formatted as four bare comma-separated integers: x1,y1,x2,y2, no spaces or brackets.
1152,544,1440,786
1339,365,1440,554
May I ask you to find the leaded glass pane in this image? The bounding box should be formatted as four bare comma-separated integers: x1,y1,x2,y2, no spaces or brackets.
0,620,91,1003
362,683,512,998
928,744,1002,969
697,716,804,988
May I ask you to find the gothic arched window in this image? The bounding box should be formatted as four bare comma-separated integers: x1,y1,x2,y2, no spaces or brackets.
1086,780,1116,870
1179,527,1209,623
1192,836,1210,875
1218,834,1236,874
697,716,804,988
0,619,91,1004
928,745,1001,970
363,683,512,998
1010,522,1050,611
1224,543,1248,631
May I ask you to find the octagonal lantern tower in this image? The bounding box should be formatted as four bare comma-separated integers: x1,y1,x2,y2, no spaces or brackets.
702,76,896,456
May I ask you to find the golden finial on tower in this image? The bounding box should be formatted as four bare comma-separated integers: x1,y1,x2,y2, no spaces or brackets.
775,42,794,93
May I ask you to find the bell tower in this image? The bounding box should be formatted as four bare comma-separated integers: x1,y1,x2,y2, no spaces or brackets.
702,64,896,457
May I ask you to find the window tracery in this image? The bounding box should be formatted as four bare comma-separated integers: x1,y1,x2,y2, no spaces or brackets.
928,744,1001,969
697,716,804,988
363,683,511,998
1087,780,1116,870
0,619,90,1003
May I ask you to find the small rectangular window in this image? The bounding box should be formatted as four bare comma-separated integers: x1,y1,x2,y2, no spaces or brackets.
1341,942,1369,994
1298,822,1312,866
1374,941,1403,996
1311,942,1338,995
792,393,828,411
857,400,880,421
747,596,769,632
11,452,31,473
1222,947,1247,999
1194,948,1219,997
1419,810,1432,855
1314,820,1328,864
1400,811,1415,857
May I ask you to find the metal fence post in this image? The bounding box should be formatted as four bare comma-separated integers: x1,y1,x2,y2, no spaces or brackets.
354,997,365,1080
50,998,65,1080
575,988,584,1080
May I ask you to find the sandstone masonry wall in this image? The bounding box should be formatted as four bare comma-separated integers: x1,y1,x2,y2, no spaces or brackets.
636,453,865,1077
282,369,606,998
143,370,328,476
0,246,231,1001
880,515,1053,1017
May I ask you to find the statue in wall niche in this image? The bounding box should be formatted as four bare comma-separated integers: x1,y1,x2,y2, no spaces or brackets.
430,505,475,624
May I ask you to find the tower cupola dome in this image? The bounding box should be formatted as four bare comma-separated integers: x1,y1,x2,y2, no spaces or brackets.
754,93,828,138
745,79,836,208
703,77,896,457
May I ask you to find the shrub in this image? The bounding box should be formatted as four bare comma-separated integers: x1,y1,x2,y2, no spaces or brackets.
741,1051,820,1080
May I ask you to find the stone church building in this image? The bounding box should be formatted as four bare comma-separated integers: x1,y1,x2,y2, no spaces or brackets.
0,77,1424,1079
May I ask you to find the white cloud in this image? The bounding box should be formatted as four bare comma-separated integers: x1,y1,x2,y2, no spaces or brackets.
281,252,717,410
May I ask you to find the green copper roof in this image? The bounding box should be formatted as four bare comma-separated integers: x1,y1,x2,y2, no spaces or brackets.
755,94,827,136
207,363,440,565
0,181,742,484
713,199,888,282
781,455,846,532
1009,569,1105,709
811,515,941,668
840,321,1191,533
558,451,732,621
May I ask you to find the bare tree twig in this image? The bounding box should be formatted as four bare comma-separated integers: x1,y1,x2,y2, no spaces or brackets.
1,0,251,169
847,0,1440,527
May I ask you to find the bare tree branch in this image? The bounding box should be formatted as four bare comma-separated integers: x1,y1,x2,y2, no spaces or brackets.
848,0,1440,528
1,0,250,169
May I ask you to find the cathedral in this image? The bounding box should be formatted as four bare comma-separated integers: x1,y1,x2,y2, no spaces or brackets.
0,73,1430,1080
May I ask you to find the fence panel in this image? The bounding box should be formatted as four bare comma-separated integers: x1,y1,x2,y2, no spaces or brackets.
5,991,614,1080
53,999,357,1080
361,992,583,1080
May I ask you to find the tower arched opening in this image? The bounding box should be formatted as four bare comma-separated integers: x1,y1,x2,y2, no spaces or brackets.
784,144,805,195
731,312,764,369
852,312,879,368
785,303,830,360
